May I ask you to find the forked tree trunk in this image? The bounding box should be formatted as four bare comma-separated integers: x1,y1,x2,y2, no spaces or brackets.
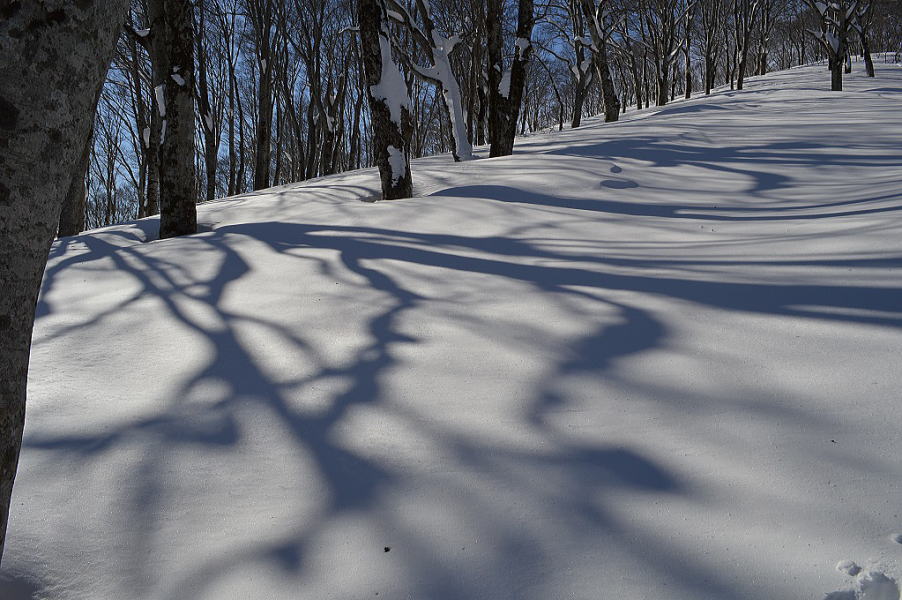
487,0,535,157
0,0,129,566
359,0,413,199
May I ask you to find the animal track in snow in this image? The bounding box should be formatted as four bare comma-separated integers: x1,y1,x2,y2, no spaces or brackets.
838,561,863,576
826,566,900,600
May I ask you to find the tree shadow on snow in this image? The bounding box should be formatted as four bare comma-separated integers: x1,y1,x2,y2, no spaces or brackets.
21,209,902,600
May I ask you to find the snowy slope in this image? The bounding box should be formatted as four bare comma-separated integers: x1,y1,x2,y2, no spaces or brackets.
3,64,902,600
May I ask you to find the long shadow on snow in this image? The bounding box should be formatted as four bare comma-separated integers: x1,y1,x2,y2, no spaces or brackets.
24,224,699,598
25,216,894,599
432,183,902,222
544,136,902,196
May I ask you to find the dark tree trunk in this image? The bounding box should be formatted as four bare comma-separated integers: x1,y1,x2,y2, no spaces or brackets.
596,41,621,122
487,0,535,157
830,55,844,91
252,6,274,191
359,0,413,199
657,72,670,106
196,4,220,202
148,0,198,238
737,54,748,89
486,0,504,153
0,0,128,565
571,80,588,129
146,107,161,216
684,32,693,99
861,30,875,77
58,126,94,238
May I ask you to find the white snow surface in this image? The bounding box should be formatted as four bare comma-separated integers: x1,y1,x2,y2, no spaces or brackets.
386,145,407,184
498,68,512,99
153,84,166,118
370,32,409,127
3,65,902,600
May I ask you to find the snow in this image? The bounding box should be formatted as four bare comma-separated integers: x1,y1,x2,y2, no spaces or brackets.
135,28,150,37
3,65,902,600
154,84,166,118
369,31,409,126
171,73,186,87
498,69,511,98
386,144,406,183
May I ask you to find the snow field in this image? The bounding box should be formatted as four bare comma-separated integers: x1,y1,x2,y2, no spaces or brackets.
2,63,902,600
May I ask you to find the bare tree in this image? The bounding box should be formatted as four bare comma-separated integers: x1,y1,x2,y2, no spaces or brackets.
579,0,622,121
359,0,414,198
386,0,474,161
487,0,536,156
804,0,859,90
147,0,199,236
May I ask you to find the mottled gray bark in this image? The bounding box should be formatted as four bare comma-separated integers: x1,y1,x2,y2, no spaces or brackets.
0,0,129,566
147,0,198,237
359,0,413,199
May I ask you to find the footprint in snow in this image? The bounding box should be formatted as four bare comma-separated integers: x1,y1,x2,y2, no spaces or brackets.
826,562,900,600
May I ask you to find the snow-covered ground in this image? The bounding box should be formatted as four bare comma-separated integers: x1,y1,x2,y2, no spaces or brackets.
3,63,902,600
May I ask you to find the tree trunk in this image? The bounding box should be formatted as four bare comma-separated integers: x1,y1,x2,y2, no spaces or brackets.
830,55,843,91
250,0,275,191
359,0,413,199
253,57,273,190
487,0,534,157
861,30,875,77
596,40,621,122
0,0,129,566
146,107,161,216
148,0,198,238
486,0,504,153
571,81,588,129
657,72,669,106
58,126,94,237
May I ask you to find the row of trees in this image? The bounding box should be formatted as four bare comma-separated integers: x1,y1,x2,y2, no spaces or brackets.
1,0,901,567
69,0,902,231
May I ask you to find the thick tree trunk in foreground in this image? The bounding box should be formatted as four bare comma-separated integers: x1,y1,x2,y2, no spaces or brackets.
359,0,413,199
0,0,129,566
147,0,198,238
